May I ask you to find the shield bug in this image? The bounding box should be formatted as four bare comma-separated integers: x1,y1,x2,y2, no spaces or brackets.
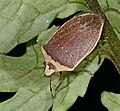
41,13,104,97
41,13,104,76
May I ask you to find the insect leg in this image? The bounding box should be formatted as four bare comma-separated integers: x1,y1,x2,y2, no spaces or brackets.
54,71,63,98
50,75,54,99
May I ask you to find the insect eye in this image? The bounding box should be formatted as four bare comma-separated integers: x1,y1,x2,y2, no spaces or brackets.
48,62,56,70
46,64,50,69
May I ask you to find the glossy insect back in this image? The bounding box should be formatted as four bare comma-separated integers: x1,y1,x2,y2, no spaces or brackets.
41,13,104,76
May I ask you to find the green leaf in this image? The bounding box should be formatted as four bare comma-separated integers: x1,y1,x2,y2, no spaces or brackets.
0,0,88,53
0,43,43,70
37,25,58,46
0,87,52,111
101,91,120,111
0,0,120,111
97,0,120,73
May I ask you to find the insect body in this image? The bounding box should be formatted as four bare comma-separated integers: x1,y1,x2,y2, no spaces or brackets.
41,13,104,76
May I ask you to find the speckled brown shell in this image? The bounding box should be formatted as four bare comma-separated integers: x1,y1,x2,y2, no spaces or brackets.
42,13,104,72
